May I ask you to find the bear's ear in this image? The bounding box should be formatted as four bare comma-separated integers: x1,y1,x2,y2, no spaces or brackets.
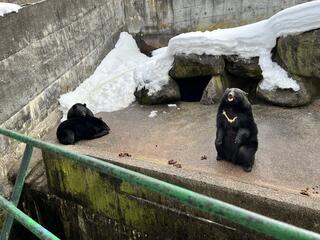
83,103,86,107
242,90,248,96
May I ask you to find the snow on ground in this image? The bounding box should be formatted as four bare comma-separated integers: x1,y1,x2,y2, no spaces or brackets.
0,2,21,16
59,1,320,116
168,0,320,91
148,110,158,118
59,32,173,120
59,32,149,119
168,104,177,107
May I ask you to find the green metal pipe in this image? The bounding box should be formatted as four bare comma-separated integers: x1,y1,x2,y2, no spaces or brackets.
1,144,34,240
1,127,320,240
0,195,60,240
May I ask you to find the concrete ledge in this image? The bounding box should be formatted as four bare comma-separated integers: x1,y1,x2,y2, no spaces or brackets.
36,101,320,239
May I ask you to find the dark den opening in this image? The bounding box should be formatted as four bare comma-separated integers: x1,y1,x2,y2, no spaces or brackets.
176,75,211,101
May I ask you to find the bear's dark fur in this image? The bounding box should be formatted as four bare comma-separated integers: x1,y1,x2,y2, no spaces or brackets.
57,116,110,145
67,103,94,119
215,88,258,172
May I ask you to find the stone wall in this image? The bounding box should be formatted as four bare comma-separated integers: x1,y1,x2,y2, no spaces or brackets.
0,0,126,180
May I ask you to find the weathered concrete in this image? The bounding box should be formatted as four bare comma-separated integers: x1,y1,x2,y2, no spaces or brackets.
0,0,38,5
124,0,312,34
32,100,320,239
0,0,126,179
0,0,125,124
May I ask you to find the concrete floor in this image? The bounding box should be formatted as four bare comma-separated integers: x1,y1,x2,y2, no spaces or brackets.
46,100,320,201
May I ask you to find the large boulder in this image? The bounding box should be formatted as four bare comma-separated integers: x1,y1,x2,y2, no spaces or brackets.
224,55,262,79
200,75,225,105
169,54,225,78
134,78,181,105
276,29,320,78
256,75,312,107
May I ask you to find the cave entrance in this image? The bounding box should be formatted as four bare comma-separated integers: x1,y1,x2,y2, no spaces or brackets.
175,75,211,102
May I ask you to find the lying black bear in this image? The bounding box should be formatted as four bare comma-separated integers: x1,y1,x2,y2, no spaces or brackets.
215,88,258,172
57,103,109,145
67,103,94,119
57,116,110,145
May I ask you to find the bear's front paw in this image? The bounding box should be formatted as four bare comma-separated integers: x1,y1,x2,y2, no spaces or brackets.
243,165,252,172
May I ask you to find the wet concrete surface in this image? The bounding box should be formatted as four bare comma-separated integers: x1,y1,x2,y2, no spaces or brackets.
46,100,320,201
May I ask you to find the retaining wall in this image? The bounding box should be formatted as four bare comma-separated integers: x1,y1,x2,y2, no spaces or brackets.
0,0,126,178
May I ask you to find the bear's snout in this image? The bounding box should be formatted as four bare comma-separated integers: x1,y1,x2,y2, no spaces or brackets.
228,91,235,102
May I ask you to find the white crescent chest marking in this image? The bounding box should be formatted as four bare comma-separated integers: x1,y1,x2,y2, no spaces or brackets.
222,110,238,124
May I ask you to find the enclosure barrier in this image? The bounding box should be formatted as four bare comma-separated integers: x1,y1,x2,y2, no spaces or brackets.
0,127,319,240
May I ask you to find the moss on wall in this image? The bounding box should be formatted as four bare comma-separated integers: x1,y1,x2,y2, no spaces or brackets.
42,151,247,239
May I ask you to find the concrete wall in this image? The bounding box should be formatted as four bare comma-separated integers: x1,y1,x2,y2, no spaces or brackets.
0,0,39,5
0,0,126,179
124,0,312,34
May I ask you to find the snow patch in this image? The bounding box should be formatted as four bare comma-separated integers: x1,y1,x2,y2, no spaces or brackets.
168,104,177,107
148,110,158,118
258,51,299,91
135,47,173,95
0,3,21,16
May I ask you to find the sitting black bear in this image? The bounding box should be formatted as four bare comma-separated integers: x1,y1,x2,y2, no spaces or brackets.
67,103,94,119
215,88,258,172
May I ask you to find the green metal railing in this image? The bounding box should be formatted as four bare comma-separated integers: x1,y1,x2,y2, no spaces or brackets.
0,127,320,240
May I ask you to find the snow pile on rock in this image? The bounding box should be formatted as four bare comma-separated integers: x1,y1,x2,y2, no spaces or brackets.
168,0,320,91
135,47,174,95
0,3,21,16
